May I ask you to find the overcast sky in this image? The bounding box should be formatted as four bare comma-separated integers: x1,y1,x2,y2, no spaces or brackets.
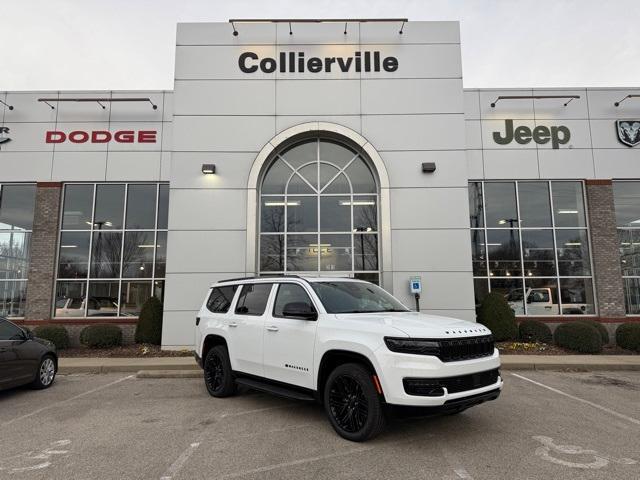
2,0,638,91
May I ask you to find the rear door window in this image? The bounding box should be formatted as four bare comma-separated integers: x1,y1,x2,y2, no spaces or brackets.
235,284,273,316
206,285,238,313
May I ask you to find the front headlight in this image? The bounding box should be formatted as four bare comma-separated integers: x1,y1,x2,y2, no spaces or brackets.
384,337,440,355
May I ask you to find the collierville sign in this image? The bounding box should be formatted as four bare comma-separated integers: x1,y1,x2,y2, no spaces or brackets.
239,50,399,74
493,120,570,149
45,130,157,144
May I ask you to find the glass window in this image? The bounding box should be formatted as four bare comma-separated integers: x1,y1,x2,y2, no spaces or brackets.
273,283,315,317
484,182,518,228
0,184,36,318
471,180,593,316
614,181,640,227
62,184,93,229
126,184,156,229
55,183,168,318
310,281,408,314
94,184,124,230
552,182,586,227
235,283,272,316
519,182,552,227
259,138,379,278
58,232,90,279
613,181,640,314
623,278,640,315
206,285,238,313
0,318,25,340
0,185,36,231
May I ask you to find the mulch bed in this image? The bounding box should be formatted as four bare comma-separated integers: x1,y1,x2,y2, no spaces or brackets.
58,344,194,358
497,341,637,355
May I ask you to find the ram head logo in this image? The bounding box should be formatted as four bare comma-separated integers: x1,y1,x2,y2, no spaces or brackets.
617,120,640,147
0,126,10,146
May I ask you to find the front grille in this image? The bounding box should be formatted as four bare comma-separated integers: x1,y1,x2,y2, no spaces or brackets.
438,335,494,362
403,368,500,397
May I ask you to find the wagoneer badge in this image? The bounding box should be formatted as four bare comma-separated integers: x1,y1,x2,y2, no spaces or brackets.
617,120,640,147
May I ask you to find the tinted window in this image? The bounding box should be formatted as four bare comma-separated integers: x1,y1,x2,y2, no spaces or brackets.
94,184,124,230
207,285,238,313
235,284,272,315
0,319,24,340
0,185,36,231
484,182,518,228
310,281,408,314
126,184,157,229
62,184,93,229
273,284,314,317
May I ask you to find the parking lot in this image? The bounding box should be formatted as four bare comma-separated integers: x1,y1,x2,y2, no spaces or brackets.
0,370,638,480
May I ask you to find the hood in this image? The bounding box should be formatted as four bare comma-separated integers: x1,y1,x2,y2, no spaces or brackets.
334,311,491,339
33,337,56,351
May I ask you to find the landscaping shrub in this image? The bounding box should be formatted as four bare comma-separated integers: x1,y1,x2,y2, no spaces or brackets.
576,319,609,345
616,323,640,352
477,292,518,341
33,326,70,349
80,325,122,348
553,322,602,354
135,296,163,345
518,320,552,344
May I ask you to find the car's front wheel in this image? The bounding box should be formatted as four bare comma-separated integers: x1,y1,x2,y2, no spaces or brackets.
204,345,236,397
31,355,56,389
324,363,386,442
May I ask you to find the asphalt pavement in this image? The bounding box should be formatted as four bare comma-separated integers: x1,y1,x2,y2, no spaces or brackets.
0,370,638,479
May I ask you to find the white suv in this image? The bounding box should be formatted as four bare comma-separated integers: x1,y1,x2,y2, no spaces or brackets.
194,276,502,441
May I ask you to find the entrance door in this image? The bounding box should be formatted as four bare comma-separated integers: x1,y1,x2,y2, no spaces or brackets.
263,283,318,389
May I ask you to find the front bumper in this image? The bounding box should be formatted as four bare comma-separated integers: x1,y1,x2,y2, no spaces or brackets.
375,347,503,406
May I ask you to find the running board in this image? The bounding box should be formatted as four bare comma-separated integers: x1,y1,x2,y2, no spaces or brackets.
235,378,315,402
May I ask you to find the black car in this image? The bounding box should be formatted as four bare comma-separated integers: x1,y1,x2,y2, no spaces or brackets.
0,317,57,391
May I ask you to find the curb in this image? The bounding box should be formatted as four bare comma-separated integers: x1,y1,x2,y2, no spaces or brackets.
136,370,201,379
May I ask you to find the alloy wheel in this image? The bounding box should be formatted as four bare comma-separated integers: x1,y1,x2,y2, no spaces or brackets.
40,358,56,386
328,374,369,433
205,352,224,392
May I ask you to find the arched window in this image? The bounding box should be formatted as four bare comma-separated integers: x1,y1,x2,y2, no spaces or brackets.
259,137,380,283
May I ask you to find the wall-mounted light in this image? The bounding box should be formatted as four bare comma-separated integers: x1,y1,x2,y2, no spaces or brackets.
202,164,216,174
422,162,436,173
0,100,14,110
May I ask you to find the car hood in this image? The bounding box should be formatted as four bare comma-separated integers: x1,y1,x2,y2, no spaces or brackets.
33,337,56,351
334,311,491,339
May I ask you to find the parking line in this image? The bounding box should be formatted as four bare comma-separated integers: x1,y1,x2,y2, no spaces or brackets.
219,446,373,479
511,373,640,426
159,442,200,480
1,375,135,427
219,403,298,418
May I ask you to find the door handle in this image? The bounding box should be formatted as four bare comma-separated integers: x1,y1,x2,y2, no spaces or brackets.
228,322,238,328
266,326,279,332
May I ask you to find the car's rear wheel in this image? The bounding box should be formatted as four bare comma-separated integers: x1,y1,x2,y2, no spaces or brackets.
31,355,56,389
204,345,236,397
324,363,386,442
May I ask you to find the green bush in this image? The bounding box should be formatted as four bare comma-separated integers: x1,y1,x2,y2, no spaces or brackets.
135,296,163,345
576,319,609,345
33,325,70,349
553,322,602,354
518,320,552,343
478,292,518,341
80,325,122,348
616,323,640,352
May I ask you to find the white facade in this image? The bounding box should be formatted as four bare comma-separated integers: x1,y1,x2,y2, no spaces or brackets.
1,20,639,348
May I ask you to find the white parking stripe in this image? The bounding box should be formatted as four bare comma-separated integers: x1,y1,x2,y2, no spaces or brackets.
511,373,640,426
219,403,298,418
220,446,373,479
159,442,200,480
1,375,135,427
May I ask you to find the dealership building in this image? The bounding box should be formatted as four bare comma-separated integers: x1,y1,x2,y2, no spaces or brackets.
1,19,640,348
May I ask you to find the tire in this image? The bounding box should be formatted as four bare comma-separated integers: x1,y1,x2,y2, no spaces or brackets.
203,345,236,397
324,363,386,442
31,355,56,389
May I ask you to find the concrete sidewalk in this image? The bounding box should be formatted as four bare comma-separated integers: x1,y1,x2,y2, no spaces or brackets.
57,354,640,375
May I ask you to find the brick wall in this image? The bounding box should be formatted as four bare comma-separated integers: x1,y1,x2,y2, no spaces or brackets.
585,180,626,318
24,182,62,320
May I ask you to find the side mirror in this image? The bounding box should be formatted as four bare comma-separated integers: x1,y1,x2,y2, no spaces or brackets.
22,328,33,340
282,302,318,321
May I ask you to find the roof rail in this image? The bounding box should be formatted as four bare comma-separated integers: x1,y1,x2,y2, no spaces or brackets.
217,274,309,284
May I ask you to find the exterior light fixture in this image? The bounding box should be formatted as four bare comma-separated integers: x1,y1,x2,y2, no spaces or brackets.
422,162,436,173
202,164,216,174
0,100,13,111
490,95,580,108
615,95,640,107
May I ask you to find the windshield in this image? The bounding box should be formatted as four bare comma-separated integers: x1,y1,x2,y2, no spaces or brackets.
310,281,409,314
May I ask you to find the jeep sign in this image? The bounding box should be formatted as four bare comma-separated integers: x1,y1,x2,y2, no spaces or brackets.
493,120,570,149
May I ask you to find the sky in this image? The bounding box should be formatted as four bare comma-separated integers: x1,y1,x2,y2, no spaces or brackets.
1,0,639,91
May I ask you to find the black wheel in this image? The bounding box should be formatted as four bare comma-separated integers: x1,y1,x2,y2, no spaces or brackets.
324,363,386,442
204,345,236,397
31,355,56,389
